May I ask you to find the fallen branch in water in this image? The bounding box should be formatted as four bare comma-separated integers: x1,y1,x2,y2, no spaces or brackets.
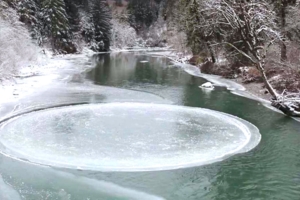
271,90,300,117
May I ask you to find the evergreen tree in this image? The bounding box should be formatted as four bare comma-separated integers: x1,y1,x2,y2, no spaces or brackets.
127,0,159,32
180,0,217,62
18,0,43,45
18,0,38,26
4,0,114,53
114,0,123,6
181,0,202,55
89,0,111,51
41,0,76,53
3,0,18,8
64,0,80,33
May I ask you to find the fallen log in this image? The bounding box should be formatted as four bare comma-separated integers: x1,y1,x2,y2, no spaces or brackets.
271,101,300,117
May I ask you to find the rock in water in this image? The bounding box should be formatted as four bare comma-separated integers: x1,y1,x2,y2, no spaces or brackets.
140,60,149,63
200,82,214,89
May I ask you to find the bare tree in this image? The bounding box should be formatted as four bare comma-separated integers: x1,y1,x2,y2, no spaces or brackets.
200,0,300,116
270,0,297,61
285,1,300,43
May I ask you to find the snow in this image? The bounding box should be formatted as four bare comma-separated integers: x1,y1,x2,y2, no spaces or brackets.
177,63,246,91
0,74,58,104
0,3,39,80
199,82,214,89
111,19,137,49
0,48,94,105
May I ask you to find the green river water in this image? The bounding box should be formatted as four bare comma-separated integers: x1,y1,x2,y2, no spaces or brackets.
0,50,299,200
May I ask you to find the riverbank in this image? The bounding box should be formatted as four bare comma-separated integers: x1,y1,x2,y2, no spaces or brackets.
198,59,299,99
165,53,272,102
232,78,271,101
0,48,295,117
0,54,56,104
185,58,300,120
0,48,94,105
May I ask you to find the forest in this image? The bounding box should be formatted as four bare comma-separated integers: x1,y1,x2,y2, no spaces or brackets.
1,0,300,116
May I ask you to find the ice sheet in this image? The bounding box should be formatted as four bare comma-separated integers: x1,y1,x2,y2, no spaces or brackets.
0,103,260,171
0,175,21,200
179,63,245,91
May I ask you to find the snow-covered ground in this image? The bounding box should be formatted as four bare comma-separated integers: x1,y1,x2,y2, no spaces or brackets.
0,48,95,105
1,47,297,122
1,46,177,107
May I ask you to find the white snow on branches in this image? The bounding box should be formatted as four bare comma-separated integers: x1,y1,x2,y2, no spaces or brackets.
111,19,137,49
0,2,39,80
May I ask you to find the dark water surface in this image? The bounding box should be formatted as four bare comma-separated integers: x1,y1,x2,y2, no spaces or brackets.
0,51,299,200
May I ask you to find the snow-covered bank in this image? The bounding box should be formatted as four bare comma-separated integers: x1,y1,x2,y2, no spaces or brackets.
0,1,39,80
158,51,246,91
163,54,300,121
1,47,298,122
0,48,95,105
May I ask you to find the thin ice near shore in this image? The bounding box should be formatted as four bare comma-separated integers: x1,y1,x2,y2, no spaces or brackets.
162,52,300,121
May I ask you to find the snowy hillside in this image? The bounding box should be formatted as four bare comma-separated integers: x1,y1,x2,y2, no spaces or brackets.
0,1,39,79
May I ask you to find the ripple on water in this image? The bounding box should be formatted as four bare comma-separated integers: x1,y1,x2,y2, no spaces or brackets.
0,103,261,171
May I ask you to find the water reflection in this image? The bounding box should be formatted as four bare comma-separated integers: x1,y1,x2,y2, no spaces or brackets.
0,51,299,200
87,51,300,200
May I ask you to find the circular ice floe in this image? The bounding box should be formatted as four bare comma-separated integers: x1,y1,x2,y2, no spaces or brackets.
0,103,260,171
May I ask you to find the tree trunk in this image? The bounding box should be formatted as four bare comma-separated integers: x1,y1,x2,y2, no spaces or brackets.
256,61,300,117
256,62,278,99
280,2,288,61
271,102,300,117
281,40,287,61
208,43,216,63
206,41,216,63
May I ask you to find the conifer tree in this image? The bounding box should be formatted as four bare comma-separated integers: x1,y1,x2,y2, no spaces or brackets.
64,0,80,33
18,0,38,26
89,0,111,51
41,0,75,53
127,0,159,32
114,0,123,6
18,0,43,45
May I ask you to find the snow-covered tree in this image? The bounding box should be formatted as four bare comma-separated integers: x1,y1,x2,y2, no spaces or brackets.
195,0,300,116
40,0,76,53
111,18,137,49
199,0,280,96
2,0,19,8
64,0,80,33
179,0,218,62
4,0,112,53
0,1,38,79
127,0,159,32
18,0,38,26
18,0,43,45
90,0,111,51
270,0,297,61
